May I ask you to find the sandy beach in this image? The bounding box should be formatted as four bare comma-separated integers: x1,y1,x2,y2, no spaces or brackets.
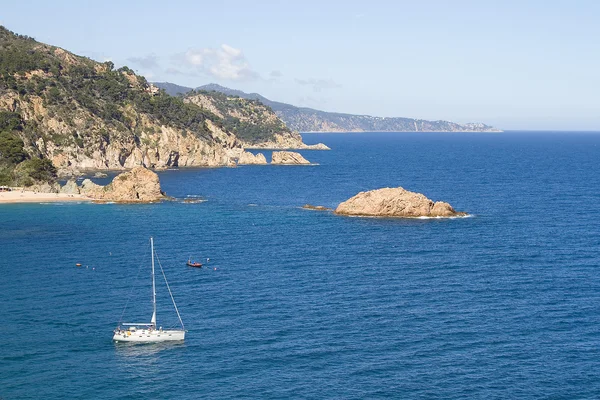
0,189,92,204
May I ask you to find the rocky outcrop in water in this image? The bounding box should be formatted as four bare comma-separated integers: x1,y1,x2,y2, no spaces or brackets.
80,166,164,202
334,187,467,218
271,151,311,165
302,204,331,211
237,151,267,165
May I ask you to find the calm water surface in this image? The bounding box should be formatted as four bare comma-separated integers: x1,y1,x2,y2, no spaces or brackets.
1,131,599,399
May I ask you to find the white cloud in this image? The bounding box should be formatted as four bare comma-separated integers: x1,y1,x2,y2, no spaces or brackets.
127,54,159,69
180,44,259,81
269,70,283,79
295,78,342,92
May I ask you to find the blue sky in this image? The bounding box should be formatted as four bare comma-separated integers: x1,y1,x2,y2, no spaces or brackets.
2,0,599,130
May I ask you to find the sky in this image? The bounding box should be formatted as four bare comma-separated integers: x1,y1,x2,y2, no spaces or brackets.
2,0,599,130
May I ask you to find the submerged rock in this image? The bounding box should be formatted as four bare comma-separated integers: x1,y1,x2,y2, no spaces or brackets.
334,187,467,218
302,204,331,211
238,151,268,165
271,151,311,165
183,197,205,204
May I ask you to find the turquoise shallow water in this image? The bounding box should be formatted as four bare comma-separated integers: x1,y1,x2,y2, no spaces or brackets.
1,131,600,399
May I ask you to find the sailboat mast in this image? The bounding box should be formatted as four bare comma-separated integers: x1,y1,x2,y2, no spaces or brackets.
151,237,157,327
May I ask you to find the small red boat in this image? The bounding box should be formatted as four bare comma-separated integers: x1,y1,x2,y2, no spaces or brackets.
186,259,202,268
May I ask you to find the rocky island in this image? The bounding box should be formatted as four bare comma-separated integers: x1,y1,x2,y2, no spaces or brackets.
334,187,467,218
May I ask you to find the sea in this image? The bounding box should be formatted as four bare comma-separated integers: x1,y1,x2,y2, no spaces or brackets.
1,131,599,399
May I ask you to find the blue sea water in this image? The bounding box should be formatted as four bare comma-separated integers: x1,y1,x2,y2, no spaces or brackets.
1,131,600,399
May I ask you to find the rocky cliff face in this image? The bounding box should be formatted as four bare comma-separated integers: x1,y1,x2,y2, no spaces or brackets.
79,166,164,202
0,26,323,180
334,187,467,218
0,90,239,173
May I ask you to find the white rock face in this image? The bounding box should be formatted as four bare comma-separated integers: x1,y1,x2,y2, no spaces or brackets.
237,151,267,165
271,151,311,165
334,187,467,218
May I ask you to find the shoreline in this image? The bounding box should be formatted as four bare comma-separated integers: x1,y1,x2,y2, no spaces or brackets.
0,190,92,204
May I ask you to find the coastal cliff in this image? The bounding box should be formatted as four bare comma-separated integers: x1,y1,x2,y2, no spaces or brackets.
0,26,323,187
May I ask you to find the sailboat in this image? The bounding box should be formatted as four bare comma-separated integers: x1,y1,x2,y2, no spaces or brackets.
113,237,186,343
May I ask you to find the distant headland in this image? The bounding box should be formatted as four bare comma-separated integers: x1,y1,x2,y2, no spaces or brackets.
153,82,502,133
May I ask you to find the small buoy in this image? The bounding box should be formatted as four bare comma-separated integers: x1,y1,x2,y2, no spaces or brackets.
76,263,81,267
214,267,217,271
92,267,95,271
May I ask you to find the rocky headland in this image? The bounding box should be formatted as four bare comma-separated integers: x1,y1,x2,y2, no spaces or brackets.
271,151,311,165
334,187,467,218
0,26,327,188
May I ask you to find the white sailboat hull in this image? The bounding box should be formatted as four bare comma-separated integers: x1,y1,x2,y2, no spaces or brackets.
113,328,185,343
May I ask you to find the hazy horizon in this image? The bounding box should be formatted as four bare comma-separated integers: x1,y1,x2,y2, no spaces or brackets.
2,0,599,131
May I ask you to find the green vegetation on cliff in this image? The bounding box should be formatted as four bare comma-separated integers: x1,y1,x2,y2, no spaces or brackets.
0,110,56,185
186,89,292,144
0,25,299,183
0,26,216,141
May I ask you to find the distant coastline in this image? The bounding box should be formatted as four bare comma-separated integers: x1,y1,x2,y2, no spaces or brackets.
153,83,502,134
300,130,503,134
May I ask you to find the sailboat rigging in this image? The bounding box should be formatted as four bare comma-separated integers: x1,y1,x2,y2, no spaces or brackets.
113,237,186,343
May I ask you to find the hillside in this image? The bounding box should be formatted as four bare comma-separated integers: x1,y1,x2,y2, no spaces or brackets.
154,82,501,133
184,90,326,149
0,26,318,185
